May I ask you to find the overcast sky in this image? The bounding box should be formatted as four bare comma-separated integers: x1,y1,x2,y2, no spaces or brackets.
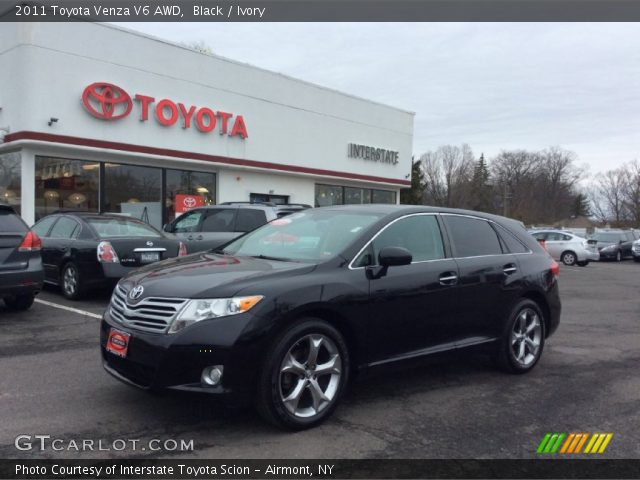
117,22,639,176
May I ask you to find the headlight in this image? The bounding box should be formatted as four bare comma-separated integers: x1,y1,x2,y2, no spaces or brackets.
601,245,616,252
169,295,264,334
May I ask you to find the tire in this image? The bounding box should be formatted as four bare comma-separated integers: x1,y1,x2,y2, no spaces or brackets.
577,261,589,267
4,293,35,311
616,250,622,262
634,257,640,263
561,251,577,266
60,262,84,300
256,318,350,430
494,299,546,374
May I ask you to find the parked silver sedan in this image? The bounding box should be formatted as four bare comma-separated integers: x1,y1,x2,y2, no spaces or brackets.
529,230,599,266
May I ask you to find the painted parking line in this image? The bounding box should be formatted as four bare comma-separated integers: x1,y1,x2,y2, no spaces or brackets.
34,298,103,320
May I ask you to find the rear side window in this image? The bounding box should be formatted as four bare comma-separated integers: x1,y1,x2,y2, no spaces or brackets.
236,209,267,232
201,209,236,232
0,209,28,232
444,215,503,257
49,217,80,239
496,225,530,254
32,216,58,237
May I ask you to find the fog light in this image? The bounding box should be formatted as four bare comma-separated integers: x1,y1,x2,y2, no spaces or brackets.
201,366,224,386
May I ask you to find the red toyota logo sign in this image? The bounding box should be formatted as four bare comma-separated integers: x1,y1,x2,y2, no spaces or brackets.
81,82,248,139
82,82,133,121
183,197,197,208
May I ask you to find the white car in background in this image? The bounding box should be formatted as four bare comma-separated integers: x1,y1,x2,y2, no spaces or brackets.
529,229,599,266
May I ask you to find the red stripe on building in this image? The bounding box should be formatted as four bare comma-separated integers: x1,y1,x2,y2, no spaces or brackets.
4,131,411,187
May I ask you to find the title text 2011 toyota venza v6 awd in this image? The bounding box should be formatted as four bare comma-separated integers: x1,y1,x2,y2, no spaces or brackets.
101,205,561,429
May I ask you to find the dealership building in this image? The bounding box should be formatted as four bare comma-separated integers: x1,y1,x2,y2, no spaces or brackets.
0,22,414,229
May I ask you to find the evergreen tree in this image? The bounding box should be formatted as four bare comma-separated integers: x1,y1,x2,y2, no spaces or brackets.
400,158,426,205
470,154,493,212
572,193,592,217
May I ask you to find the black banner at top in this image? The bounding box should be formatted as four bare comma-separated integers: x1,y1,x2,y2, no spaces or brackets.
2,0,640,22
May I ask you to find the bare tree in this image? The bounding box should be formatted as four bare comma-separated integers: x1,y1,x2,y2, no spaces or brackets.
420,144,474,208
622,160,640,225
592,168,628,225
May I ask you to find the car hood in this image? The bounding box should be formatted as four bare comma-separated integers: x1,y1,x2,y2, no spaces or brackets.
119,252,314,298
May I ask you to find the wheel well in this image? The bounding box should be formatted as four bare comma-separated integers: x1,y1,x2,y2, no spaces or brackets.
522,291,551,337
561,250,576,258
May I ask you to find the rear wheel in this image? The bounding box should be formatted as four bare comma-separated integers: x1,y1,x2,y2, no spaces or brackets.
61,262,83,300
561,251,577,266
256,319,349,430
494,299,545,374
4,293,35,311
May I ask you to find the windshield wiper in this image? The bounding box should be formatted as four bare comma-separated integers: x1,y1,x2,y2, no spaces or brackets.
251,254,293,262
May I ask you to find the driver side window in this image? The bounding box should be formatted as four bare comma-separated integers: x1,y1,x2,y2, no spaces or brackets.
354,215,445,267
173,211,203,233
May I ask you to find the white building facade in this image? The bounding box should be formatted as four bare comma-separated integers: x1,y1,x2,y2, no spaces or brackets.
0,23,414,229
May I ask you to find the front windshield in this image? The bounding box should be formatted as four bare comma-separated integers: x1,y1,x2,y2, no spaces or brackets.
222,209,383,262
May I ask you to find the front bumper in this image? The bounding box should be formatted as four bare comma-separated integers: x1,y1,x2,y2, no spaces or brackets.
598,249,619,260
100,308,266,397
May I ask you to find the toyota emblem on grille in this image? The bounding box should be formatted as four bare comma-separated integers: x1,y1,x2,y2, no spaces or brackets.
146,241,153,247
129,285,144,300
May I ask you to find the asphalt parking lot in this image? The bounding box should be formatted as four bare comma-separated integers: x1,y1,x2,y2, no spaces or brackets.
1,261,638,459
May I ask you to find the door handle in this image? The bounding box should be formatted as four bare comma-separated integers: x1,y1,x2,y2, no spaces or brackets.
196,235,203,241
439,272,458,286
503,264,517,275
187,235,194,241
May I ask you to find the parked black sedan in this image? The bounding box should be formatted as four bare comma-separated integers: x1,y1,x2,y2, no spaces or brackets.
0,204,44,310
101,205,561,430
32,212,187,299
589,230,635,261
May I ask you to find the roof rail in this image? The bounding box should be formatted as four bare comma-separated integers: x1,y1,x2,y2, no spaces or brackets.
219,201,278,207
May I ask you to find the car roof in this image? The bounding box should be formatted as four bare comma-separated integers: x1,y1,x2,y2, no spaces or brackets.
0,203,16,213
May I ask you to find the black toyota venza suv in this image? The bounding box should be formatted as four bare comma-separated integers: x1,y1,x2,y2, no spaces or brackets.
101,205,561,429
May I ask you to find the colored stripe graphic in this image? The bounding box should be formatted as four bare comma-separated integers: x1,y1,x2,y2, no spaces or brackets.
538,433,613,454
585,433,614,454
537,433,565,454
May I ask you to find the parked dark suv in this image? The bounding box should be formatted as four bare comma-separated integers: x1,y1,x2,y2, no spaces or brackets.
589,230,635,261
0,205,44,310
163,202,310,253
101,205,561,430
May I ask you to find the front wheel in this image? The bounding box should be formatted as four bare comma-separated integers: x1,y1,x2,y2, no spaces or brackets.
634,257,640,263
494,299,545,374
4,293,35,311
256,319,350,430
615,250,622,262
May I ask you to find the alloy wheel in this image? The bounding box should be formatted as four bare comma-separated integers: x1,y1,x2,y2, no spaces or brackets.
562,252,575,265
511,308,542,367
279,334,342,418
63,265,78,296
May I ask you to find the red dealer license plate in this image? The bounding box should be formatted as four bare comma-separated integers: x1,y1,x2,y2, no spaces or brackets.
106,328,130,358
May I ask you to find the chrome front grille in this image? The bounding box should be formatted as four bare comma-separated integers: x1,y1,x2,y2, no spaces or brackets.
110,285,188,334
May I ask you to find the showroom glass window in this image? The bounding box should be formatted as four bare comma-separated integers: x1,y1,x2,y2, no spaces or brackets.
35,157,99,221
443,215,503,257
165,169,216,222
315,184,395,207
0,152,21,215
104,163,162,229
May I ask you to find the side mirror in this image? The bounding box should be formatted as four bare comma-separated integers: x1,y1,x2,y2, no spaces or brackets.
366,246,412,280
163,223,172,233
379,246,412,267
